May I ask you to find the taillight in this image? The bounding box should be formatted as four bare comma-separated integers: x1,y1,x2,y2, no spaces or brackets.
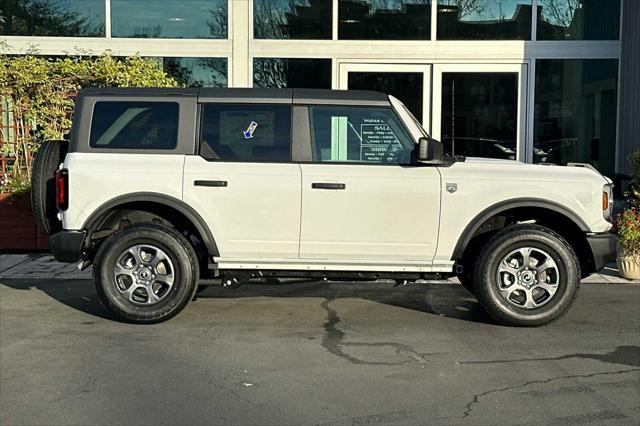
602,183,613,222
55,169,68,211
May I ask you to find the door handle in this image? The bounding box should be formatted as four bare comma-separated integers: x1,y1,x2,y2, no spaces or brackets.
312,182,346,190
194,180,228,187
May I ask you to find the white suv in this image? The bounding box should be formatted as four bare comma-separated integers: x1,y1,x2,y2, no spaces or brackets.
31,88,617,325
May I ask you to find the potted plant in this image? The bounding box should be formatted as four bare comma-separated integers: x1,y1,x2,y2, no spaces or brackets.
615,151,640,280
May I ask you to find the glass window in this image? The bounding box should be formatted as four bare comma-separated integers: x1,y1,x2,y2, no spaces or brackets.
90,102,179,150
437,0,531,40
309,106,415,164
253,58,331,88
534,59,618,175
254,0,332,39
442,72,519,159
1,0,105,36
348,72,424,122
111,0,227,38
200,104,292,162
158,57,227,87
339,0,431,40
537,0,620,40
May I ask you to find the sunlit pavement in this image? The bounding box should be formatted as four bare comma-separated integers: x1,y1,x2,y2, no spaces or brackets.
1,273,638,425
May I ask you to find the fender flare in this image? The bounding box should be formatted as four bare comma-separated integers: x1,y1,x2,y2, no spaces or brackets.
82,192,219,257
451,198,590,260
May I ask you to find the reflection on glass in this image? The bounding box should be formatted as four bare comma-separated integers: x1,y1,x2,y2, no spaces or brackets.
442,73,518,159
534,59,618,175
537,0,620,40
1,0,105,36
437,0,531,40
111,0,227,38
339,0,431,40
254,0,332,39
158,57,227,87
253,58,331,88
347,72,424,122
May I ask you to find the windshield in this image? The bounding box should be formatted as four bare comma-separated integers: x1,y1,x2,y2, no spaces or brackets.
401,103,428,139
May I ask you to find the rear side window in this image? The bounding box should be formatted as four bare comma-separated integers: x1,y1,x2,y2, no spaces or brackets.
89,102,179,150
200,104,291,162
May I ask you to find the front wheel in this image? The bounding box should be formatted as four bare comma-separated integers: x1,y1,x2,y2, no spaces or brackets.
473,224,580,327
94,224,199,323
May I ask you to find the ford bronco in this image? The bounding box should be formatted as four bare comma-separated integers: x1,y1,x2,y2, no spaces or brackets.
31,87,617,325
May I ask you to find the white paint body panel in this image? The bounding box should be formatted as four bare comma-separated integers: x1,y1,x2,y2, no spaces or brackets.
435,159,612,263
182,156,301,259
299,164,441,262
62,153,185,230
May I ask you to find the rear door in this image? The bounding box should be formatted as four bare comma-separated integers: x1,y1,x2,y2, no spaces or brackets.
182,103,301,260
299,105,441,264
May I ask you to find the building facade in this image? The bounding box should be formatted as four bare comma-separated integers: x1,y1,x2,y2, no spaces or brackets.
1,0,636,175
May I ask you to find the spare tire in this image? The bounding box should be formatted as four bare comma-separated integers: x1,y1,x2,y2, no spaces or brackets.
31,140,69,235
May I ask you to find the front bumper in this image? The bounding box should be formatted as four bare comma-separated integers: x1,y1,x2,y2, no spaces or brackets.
586,232,618,272
49,231,86,263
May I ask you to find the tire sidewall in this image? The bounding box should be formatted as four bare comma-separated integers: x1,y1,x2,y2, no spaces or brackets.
95,225,198,323
476,227,580,325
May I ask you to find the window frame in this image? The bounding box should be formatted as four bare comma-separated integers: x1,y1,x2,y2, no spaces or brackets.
306,104,418,166
197,102,295,163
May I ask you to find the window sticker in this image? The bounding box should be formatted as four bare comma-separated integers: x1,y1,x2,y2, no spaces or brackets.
359,118,402,162
243,121,259,139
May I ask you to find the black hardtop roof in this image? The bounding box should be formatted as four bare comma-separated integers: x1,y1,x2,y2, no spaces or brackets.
77,87,390,105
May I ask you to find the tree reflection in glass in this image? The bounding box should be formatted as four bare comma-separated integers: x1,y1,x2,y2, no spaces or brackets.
254,0,332,39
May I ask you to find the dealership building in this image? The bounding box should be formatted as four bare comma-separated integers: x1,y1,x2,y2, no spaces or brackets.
1,0,638,175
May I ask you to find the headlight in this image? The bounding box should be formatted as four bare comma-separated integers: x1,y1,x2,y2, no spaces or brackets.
603,183,614,221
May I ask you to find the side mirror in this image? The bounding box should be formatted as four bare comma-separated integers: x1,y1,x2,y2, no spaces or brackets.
417,137,444,163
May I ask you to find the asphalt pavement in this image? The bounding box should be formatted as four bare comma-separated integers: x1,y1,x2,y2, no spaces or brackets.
1,274,639,425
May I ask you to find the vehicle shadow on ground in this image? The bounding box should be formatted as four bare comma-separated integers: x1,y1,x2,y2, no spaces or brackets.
0,278,492,324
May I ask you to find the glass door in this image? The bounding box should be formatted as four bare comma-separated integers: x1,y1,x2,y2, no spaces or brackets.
432,64,528,161
338,63,432,133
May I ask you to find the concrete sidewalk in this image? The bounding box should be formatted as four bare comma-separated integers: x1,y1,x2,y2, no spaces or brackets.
0,253,637,284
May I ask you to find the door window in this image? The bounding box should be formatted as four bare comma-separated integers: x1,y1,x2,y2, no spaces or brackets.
200,104,291,162
309,106,415,164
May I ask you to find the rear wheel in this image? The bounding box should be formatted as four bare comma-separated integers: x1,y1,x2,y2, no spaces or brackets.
31,140,68,235
94,224,199,323
473,224,580,327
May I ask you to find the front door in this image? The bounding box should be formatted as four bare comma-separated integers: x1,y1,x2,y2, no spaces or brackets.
299,103,440,265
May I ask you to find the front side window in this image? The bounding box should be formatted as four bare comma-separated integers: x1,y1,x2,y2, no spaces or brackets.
200,104,291,162
89,102,179,150
309,106,415,164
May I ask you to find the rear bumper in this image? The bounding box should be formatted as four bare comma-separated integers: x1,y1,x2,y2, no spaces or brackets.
49,231,85,263
586,232,618,272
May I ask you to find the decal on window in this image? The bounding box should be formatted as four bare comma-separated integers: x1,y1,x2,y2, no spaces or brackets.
243,121,258,139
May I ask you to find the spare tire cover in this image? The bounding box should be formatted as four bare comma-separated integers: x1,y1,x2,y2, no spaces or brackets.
31,140,69,235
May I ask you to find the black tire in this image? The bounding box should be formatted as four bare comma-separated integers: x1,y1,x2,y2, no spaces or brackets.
31,140,68,235
456,271,476,295
473,224,580,327
94,224,199,324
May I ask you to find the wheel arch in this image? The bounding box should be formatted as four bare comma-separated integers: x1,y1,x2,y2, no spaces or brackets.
452,198,595,277
83,192,219,258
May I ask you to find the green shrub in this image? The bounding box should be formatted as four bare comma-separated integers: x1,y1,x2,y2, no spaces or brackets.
0,52,178,194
